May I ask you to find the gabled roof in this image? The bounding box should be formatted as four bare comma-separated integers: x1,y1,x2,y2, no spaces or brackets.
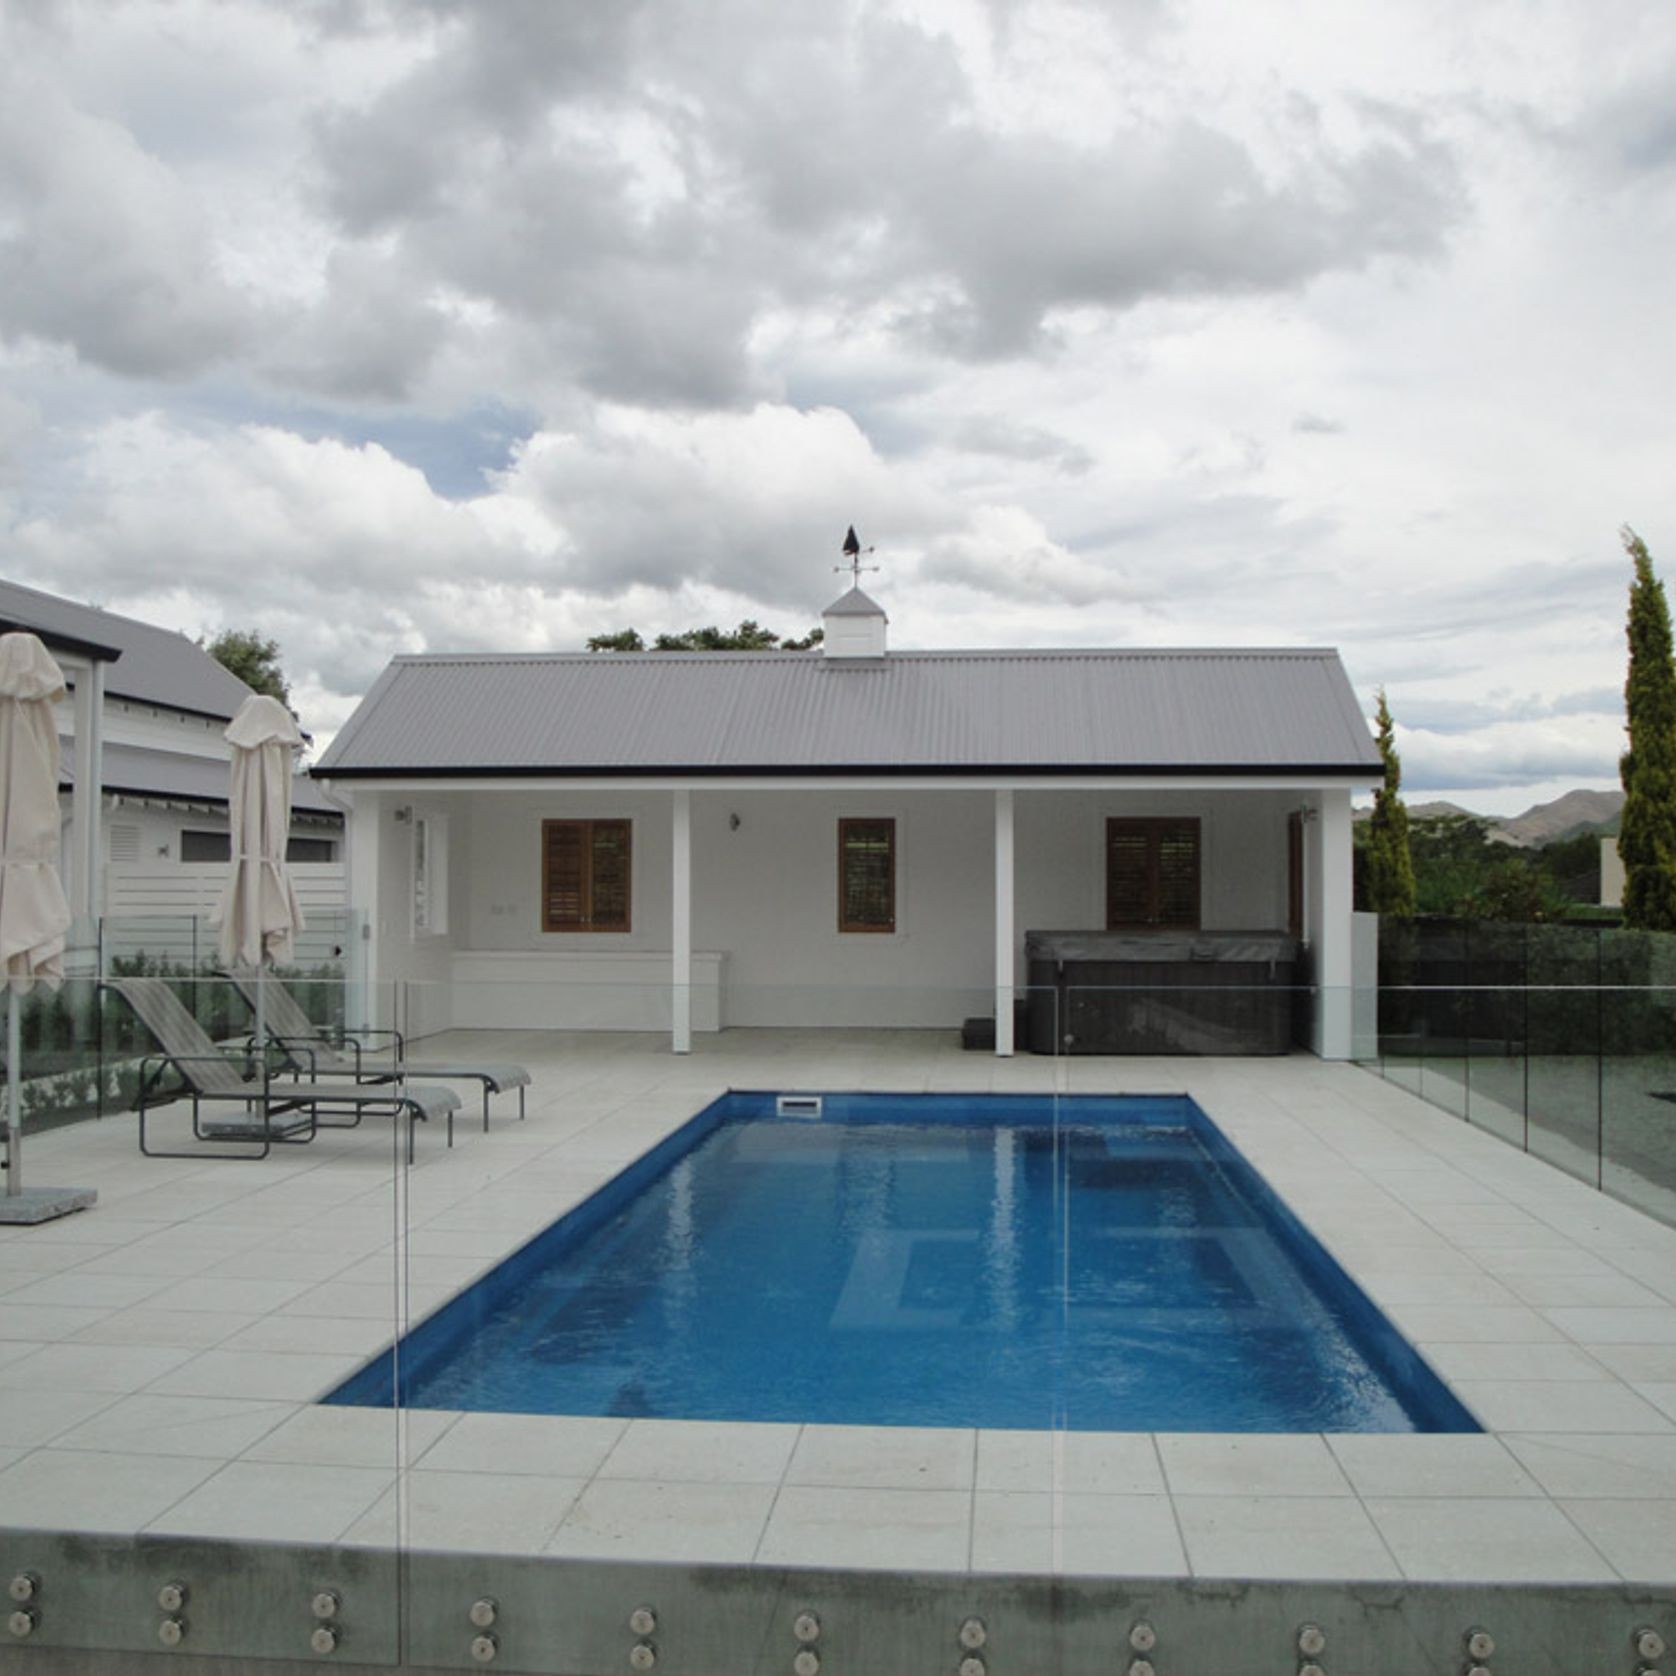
315,647,1381,780
0,576,256,721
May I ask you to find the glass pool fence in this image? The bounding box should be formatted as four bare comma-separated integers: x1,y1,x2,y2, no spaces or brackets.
3,952,1673,1671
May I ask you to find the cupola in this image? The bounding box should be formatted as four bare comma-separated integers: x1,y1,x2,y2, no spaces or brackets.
822,525,888,659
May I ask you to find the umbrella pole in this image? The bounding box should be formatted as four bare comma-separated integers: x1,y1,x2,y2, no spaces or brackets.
6,986,21,1198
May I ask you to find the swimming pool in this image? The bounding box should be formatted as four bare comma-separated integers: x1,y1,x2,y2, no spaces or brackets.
327,1091,1478,1432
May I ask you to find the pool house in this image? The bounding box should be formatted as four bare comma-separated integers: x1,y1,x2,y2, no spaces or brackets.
313,586,1382,1058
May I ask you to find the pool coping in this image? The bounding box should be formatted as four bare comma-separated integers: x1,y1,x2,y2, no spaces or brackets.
2,1036,1675,1601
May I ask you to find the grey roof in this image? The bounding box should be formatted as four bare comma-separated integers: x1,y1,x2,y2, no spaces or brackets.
823,585,887,618
316,648,1381,779
63,742,341,815
0,576,256,720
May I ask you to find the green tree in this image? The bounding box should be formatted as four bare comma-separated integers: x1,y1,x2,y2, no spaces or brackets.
1363,688,1417,916
204,628,290,704
587,620,823,653
1619,527,1676,929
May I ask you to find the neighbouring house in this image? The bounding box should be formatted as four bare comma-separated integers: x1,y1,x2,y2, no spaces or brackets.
315,585,1382,1056
0,577,345,934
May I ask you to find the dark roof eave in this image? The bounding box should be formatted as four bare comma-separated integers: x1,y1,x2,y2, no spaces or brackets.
1,619,123,665
313,761,1382,781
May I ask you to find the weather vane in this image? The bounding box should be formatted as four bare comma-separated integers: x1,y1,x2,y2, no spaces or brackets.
836,525,879,587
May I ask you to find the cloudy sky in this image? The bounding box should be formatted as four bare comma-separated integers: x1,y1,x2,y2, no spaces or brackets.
2,0,1672,812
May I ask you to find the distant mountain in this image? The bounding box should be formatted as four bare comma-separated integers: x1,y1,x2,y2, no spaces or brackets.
1354,788,1623,847
1493,788,1622,848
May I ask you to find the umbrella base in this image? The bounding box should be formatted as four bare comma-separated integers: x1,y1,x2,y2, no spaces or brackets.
0,1185,98,1224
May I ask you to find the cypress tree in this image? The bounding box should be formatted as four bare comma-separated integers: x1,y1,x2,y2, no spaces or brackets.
1365,687,1417,917
1619,527,1676,929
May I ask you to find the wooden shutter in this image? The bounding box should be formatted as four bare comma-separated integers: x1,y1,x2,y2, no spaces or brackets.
589,820,632,931
543,819,632,932
839,818,896,932
1106,818,1200,929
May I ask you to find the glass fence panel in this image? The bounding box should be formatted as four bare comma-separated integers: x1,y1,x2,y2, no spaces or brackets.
1524,925,1602,1185
1460,923,1527,1146
1598,928,1676,1220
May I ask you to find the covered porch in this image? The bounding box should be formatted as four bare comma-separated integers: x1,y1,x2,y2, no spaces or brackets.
329,776,1360,1058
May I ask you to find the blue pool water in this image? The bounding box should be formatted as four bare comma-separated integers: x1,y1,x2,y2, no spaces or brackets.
327,1092,1478,1432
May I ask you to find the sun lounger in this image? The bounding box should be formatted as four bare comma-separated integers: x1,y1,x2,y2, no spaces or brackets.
107,977,459,1164
225,973,529,1130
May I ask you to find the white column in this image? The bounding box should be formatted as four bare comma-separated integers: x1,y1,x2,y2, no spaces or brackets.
346,791,383,1032
1309,786,1355,1059
672,788,692,1054
67,657,103,927
994,787,1015,1056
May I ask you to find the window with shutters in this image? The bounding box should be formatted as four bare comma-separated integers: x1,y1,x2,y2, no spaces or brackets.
542,819,632,932
838,818,896,933
1106,818,1201,930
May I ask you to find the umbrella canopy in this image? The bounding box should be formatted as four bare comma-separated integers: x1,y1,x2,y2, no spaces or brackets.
213,694,306,970
0,632,72,995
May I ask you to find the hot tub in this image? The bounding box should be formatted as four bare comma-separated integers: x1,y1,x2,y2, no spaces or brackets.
1025,929,1304,1055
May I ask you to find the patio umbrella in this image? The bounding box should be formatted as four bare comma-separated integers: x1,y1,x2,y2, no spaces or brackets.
212,694,306,1051
0,631,94,1223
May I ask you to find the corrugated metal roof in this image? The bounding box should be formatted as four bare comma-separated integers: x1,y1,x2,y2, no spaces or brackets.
0,577,257,719
316,648,1381,778
63,742,341,814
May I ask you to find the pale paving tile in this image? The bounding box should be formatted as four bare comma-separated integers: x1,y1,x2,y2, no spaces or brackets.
150,1274,321,1315
1174,1495,1399,1580
1325,1434,1543,1499
3,1271,170,1309
1502,1273,1669,1308
975,1430,1165,1495
0,1338,43,1370
415,1412,628,1478
1559,1498,1676,1581
52,1393,297,1459
146,1349,363,1402
755,1485,971,1571
546,1479,777,1564
1638,1383,1676,1423
1542,1307,1676,1344
971,1491,1186,1576
1416,1340,1613,1384
0,1302,124,1341
1,1387,121,1447
221,1312,395,1357
1586,1343,1676,1382
1501,1433,1676,1499
146,1460,395,1542
1382,1305,1564,1344
1157,1434,1352,1497
1451,1380,1675,1433
1365,1496,1616,1582
786,1424,974,1491
0,1448,222,1533
1356,1272,1522,1309
342,1469,585,1552
67,1308,249,1349
241,1403,459,1468
0,1340,200,1393
598,1419,800,1484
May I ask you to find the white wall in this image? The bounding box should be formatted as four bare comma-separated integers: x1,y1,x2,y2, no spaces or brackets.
1014,787,1297,971
412,784,1305,1030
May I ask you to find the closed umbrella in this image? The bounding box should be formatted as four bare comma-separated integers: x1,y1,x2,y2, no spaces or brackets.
0,631,95,1224
212,694,306,1051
